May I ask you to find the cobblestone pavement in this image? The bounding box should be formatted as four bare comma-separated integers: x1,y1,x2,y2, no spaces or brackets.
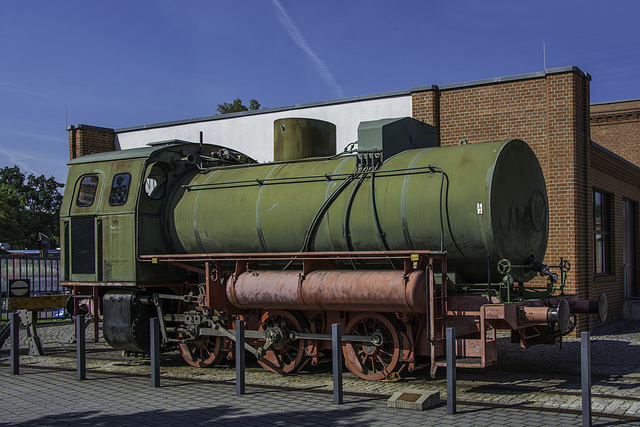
0,367,632,426
1,319,640,425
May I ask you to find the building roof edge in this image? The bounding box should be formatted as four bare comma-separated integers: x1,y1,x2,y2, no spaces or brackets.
99,66,590,134
591,97,640,107
590,141,640,172
115,90,411,133
67,124,115,132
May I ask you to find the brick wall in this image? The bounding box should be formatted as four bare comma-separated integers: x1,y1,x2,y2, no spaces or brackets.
411,68,640,328
590,99,640,167
587,144,640,319
411,86,440,145
68,124,116,160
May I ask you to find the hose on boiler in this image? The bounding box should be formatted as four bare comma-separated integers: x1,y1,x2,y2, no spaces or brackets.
343,168,371,252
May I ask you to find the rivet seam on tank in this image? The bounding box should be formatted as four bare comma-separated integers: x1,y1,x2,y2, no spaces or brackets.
192,169,222,253
401,149,429,250
255,164,285,252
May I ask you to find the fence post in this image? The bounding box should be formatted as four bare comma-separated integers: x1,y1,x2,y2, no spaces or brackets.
581,331,592,427
150,317,160,387
236,319,245,395
332,323,343,404
446,326,456,415
76,314,86,380
10,312,19,375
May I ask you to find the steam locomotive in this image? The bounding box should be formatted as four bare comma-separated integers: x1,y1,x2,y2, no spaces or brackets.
60,117,606,380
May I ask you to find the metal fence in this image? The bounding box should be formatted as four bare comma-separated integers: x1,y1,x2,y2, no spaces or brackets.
0,254,66,321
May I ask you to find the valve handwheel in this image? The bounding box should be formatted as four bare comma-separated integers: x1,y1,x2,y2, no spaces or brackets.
497,258,512,275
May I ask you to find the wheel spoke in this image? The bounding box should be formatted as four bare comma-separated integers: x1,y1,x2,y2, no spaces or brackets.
379,348,393,358
376,354,389,370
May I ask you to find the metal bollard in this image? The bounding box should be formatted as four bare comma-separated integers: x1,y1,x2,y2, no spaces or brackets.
581,331,592,427
150,317,160,387
10,312,19,375
332,323,343,404
446,327,457,415
236,319,246,395
76,314,86,380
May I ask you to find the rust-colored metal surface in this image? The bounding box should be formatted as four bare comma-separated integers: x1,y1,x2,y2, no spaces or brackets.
521,306,555,324
342,312,403,380
227,269,426,313
69,248,608,381
139,249,440,263
303,269,426,313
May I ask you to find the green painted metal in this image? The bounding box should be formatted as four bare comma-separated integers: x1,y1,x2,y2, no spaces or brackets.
61,134,548,284
166,139,547,282
61,142,231,283
273,118,336,161
357,117,437,161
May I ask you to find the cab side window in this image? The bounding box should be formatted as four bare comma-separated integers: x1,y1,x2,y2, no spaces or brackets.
76,175,99,207
109,173,131,206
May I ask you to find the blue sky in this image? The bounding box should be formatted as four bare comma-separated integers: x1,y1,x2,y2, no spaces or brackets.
1,0,639,184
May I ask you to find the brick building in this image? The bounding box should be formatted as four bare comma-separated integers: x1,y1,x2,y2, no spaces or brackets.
588,99,640,319
591,99,640,166
68,66,640,328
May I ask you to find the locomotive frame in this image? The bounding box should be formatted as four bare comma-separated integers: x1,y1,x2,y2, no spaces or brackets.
138,250,591,379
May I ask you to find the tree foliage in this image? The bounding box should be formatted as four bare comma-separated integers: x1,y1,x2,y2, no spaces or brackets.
0,166,63,250
0,185,22,248
216,98,261,115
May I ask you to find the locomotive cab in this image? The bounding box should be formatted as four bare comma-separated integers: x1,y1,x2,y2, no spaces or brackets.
63,142,174,284
61,140,253,285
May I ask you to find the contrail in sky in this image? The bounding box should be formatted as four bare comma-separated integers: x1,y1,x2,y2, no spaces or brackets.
271,0,344,99
0,149,37,175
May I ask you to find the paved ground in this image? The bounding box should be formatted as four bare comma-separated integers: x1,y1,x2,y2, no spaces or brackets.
1,319,639,426
0,367,630,426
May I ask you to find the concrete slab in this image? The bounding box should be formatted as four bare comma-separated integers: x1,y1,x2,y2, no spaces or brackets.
387,389,440,410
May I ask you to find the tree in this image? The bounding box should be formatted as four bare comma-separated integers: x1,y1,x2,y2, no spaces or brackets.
0,166,63,249
0,185,22,247
216,98,261,115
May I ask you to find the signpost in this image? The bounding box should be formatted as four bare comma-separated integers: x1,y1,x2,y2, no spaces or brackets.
9,279,30,298
1,278,69,355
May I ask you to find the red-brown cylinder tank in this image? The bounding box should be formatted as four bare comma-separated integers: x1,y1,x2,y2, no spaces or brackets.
227,269,426,313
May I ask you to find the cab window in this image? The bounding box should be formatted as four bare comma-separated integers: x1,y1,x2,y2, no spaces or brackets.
76,175,99,207
109,173,131,206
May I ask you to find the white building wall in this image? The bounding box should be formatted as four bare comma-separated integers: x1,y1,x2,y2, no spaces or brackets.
116,95,412,162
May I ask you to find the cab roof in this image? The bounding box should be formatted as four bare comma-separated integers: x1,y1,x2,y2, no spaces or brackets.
67,140,199,165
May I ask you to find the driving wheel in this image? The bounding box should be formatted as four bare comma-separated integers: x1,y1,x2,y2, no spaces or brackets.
257,310,308,374
343,312,402,381
179,336,225,368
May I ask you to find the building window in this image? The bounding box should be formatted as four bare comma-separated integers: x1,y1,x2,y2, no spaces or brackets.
76,175,99,207
109,173,131,206
594,190,611,274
